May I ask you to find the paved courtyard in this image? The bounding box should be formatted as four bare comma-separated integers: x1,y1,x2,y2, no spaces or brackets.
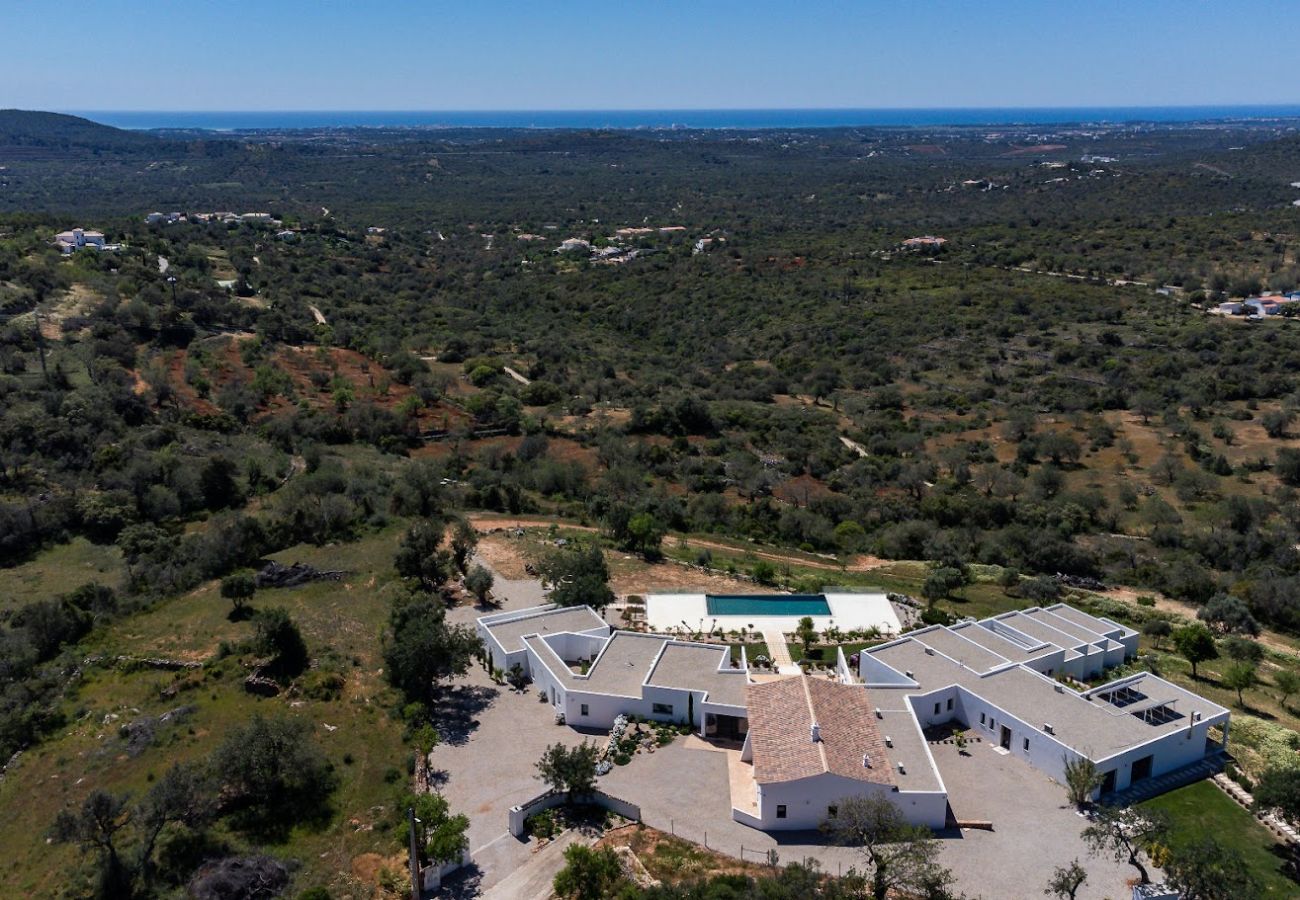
601,734,1152,898
929,740,1141,900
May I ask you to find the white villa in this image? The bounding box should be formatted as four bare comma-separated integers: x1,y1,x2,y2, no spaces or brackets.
53,228,108,254
477,601,1230,833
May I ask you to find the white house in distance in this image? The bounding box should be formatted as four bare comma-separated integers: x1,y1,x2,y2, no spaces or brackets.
477,601,1230,834
53,228,107,254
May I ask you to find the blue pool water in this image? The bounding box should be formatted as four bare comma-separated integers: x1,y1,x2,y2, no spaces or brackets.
705,594,831,617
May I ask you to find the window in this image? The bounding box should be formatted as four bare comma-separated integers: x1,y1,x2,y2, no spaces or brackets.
933,702,941,716
946,698,954,712
1023,737,1030,752
776,805,787,819
580,704,589,717
652,703,674,716
827,804,838,819
989,717,996,730
979,712,986,725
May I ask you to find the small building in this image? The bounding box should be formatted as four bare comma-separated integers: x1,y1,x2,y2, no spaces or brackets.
555,238,592,254
1215,301,1244,315
901,235,947,250
53,228,107,254
1245,297,1282,316
275,229,297,241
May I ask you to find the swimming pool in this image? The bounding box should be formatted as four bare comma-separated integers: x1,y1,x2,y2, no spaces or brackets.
705,594,832,617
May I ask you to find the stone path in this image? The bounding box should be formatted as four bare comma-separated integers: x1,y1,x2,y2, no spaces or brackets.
762,629,800,674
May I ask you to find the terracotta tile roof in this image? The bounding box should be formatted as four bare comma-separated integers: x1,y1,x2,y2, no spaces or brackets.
746,676,894,786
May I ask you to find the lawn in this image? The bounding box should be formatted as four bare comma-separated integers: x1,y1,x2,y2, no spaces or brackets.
0,537,124,611
1141,780,1298,895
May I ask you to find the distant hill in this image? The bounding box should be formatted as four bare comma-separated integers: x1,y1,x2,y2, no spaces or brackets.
0,109,160,151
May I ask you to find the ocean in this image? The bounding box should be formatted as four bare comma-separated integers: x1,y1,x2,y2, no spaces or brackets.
67,106,1300,132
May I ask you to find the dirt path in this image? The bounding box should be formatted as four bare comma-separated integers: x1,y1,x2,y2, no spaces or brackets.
503,366,531,385
466,515,890,574
1102,586,1299,658
308,305,327,326
840,435,868,457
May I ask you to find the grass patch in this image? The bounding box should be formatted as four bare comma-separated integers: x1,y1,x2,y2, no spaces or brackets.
0,537,124,611
730,642,769,663
1141,780,1298,895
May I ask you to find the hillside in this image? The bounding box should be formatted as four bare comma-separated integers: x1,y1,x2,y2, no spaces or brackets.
0,109,160,152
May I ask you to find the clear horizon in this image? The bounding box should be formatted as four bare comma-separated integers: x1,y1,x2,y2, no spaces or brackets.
5,1,1298,112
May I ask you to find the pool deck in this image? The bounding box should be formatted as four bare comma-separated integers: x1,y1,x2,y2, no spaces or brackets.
643,590,902,636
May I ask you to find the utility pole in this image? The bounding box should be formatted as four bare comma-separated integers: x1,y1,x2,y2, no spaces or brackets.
407,806,421,900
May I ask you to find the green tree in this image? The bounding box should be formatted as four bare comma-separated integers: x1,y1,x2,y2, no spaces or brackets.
751,559,777,585
449,517,478,574
1275,447,1300,487
1142,619,1172,650
540,543,616,611
1173,623,1219,678
134,762,216,886
921,567,964,606
625,512,666,559
1222,661,1256,708
1044,858,1087,900
1261,408,1294,439
1274,669,1300,708
1252,765,1300,826
220,571,256,615
1198,594,1260,636
394,518,454,591
1062,755,1103,808
211,716,335,831
821,794,951,900
1164,836,1261,900
407,792,469,865
1082,805,1170,885
253,606,309,676
834,520,867,556
536,741,598,796
51,790,133,898
464,564,495,605
553,844,626,900
383,593,482,705
1221,635,1263,664
795,616,818,656
199,456,243,511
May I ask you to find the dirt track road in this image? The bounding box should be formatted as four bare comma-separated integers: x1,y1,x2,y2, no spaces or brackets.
466,515,891,574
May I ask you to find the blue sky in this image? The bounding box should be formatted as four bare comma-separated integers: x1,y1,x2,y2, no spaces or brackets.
4,1,1297,111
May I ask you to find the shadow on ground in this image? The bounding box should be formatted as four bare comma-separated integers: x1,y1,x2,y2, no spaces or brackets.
430,683,501,746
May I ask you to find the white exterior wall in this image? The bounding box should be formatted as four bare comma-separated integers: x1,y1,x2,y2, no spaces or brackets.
910,686,962,729
753,774,946,831
1093,715,1224,793
1018,648,1067,678
953,686,1078,785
